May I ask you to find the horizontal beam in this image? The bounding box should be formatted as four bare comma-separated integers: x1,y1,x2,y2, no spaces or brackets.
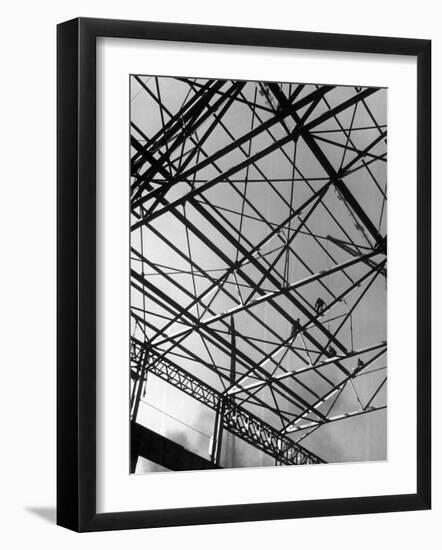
131,341,324,465
151,249,381,346
131,421,220,472
284,406,387,434
227,341,387,396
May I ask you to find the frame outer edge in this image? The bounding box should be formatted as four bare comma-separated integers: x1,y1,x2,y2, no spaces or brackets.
56,17,432,532
416,40,431,509
56,18,80,531
77,17,99,531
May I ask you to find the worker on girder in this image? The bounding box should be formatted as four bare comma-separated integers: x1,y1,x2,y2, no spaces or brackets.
292,318,302,335
314,297,326,314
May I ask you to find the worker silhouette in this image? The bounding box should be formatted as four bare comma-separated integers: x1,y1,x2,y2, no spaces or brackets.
292,318,302,334
314,297,326,314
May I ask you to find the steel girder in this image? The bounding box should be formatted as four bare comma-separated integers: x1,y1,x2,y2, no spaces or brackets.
130,76,388,469
130,339,324,465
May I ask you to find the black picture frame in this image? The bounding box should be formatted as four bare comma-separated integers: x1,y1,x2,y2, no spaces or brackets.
57,17,431,532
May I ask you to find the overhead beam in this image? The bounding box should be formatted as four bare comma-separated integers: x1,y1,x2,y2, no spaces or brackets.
267,82,385,249
130,341,324,465
131,421,220,472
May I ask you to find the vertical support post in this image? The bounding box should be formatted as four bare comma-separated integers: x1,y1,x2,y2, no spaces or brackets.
130,451,139,473
230,316,236,386
210,317,236,466
210,399,225,465
131,349,148,422
228,316,237,466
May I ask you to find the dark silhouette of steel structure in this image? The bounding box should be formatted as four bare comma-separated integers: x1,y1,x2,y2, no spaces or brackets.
129,76,387,472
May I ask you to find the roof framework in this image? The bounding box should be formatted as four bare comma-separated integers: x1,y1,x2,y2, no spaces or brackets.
129,76,387,469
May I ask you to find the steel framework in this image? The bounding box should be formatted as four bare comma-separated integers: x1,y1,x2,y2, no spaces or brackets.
129,76,388,470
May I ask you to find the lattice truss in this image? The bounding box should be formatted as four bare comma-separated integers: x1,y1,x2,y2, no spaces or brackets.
130,75,387,468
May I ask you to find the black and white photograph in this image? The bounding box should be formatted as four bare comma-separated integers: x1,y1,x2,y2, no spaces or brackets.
129,76,388,473
0,0,434,543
